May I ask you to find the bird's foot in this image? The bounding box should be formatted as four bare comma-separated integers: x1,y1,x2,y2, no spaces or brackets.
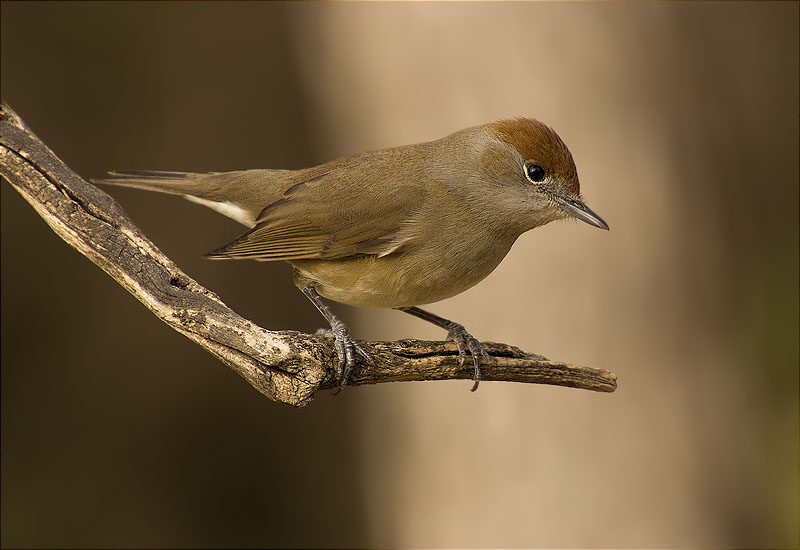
321,322,374,390
303,286,374,392
446,322,490,392
396,306,491,392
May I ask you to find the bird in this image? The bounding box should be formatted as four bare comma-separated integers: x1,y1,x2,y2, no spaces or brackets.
93,118,608,391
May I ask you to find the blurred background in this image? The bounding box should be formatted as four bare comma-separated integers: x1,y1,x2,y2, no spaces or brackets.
2,2,797,548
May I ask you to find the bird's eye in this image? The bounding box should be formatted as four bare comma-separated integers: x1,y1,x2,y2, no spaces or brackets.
525,163,546,183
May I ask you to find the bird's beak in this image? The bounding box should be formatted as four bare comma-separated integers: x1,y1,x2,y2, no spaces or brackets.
554,196,609,230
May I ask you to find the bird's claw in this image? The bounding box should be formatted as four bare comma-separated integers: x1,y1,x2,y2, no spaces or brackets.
446,323,490,391
325,323,374,390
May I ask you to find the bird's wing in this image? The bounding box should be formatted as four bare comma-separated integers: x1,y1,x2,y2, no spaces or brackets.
204,158,426,261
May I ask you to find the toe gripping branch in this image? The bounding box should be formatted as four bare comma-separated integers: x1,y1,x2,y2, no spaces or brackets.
302,286,374,389
398,306,489,391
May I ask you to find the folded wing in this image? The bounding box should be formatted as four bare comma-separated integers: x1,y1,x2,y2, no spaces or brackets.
205,153,427,261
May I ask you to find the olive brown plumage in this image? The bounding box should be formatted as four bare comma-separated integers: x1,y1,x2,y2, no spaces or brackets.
94,118,608,390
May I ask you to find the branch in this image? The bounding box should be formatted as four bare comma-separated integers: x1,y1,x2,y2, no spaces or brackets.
0,104,617,406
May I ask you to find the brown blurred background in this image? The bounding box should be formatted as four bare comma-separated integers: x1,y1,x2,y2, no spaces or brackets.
2,2,797,548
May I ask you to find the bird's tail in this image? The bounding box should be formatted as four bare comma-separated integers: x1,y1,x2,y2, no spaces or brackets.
91,170,210,196
92,169,290,227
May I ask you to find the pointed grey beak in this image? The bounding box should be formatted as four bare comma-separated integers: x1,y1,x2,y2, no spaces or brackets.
554,196,609,230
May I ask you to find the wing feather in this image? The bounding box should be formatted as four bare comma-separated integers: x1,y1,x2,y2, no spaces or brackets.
205,152,429,262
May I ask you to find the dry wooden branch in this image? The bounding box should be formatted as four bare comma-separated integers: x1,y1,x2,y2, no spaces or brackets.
0,104,617,406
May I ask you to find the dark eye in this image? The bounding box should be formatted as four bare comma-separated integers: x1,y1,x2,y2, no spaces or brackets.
525,163,546,183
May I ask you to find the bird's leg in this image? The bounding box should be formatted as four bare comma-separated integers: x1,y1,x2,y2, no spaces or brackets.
397,306,489,391
302,286,373,389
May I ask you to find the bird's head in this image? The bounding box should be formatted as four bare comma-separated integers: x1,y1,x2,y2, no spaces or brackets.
485,118,608,231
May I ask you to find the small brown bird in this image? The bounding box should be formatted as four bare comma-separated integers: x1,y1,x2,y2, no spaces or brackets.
94,118,608,390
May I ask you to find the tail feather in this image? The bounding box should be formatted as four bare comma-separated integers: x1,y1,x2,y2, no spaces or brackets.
109,170,193,179
91,168,293,227
91,170,204,196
